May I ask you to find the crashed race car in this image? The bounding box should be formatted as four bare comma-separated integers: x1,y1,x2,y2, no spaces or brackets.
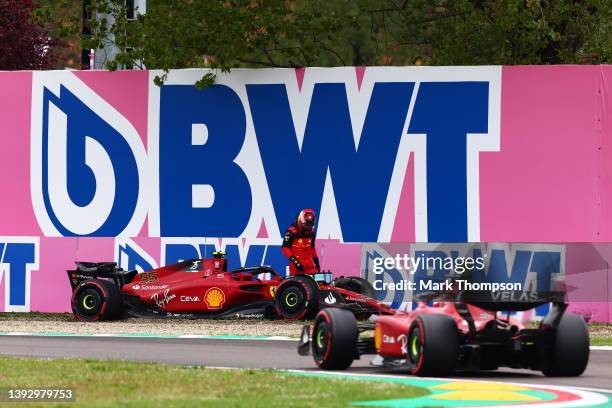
67,253,393,321
299,289,590,377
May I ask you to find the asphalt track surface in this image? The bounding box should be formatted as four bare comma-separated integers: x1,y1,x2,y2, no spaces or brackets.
0,336,610,390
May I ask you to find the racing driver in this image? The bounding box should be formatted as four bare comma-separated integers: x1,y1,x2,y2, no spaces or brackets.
281,209,320,276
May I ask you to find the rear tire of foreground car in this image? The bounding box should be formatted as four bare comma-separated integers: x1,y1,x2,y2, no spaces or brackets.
408,314,458,377
541,313,589,377
312,308,358,370
275,276,319,320
72,279,124,321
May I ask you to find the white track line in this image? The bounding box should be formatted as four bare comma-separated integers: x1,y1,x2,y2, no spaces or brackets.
590,346,612,351
572,386,612,394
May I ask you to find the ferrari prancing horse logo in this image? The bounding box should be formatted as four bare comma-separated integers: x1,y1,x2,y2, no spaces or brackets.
269,286,277,297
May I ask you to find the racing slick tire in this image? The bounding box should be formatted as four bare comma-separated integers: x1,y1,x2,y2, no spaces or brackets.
275,275,320,320
312,308,358,370
333,277,376,299
72,279,124,321
541,313,589,377
407,314,458,377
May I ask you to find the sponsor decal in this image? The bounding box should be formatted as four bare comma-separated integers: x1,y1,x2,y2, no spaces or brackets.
205,287,226,309
133,284,168,291
180,295,200,302
397,334,408,355
166,312,195,318
235,313,264,319
150,289,176,309
204,269,212,277
345,295,368,302
70,272,93,285
324,293,337,305
492,291,540,302
269,286,277,297
187,260,201,271
382,334,395,344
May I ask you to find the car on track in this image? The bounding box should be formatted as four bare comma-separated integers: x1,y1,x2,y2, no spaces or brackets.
67,255,394,321
298,290,590,377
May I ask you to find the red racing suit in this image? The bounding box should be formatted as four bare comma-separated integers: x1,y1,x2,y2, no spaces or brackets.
281,223,320,276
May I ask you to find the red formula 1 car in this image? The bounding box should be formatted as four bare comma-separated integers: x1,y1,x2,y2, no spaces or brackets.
67,255,393,321
299,295,590,377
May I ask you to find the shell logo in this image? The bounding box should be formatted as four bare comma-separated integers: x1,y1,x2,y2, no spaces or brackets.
205,287,226,309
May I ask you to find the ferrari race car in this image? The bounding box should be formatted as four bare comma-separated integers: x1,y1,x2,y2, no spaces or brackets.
298,294,590,377
67,255,393,321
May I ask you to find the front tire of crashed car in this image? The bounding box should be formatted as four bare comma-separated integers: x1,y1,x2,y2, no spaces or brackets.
72,279,124,321
312,308,358,370
275,276,319,320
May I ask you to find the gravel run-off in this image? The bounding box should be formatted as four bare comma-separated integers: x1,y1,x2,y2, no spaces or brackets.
0,314,305,338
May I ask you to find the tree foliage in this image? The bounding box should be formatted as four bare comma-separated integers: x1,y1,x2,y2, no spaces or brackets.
386,0,611,65
0,0,67,70
77,0,610,84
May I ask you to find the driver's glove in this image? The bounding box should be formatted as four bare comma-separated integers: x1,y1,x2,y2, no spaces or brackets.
289,256,304,272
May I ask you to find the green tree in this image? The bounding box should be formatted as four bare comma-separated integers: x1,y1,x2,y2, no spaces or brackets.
82,0,363,86
383,0,611,65
77,0,611,85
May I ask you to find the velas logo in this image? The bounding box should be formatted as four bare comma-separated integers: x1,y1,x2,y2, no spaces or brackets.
30,71,148,237
205,287,225,309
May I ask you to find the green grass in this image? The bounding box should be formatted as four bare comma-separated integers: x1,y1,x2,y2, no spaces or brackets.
0,357,427,407
588,322,612,346
591,336,612,346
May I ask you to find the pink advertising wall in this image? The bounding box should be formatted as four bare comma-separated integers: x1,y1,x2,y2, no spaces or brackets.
0,65,610,321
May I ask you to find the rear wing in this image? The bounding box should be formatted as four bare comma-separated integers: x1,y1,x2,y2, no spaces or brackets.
67,261,137,290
